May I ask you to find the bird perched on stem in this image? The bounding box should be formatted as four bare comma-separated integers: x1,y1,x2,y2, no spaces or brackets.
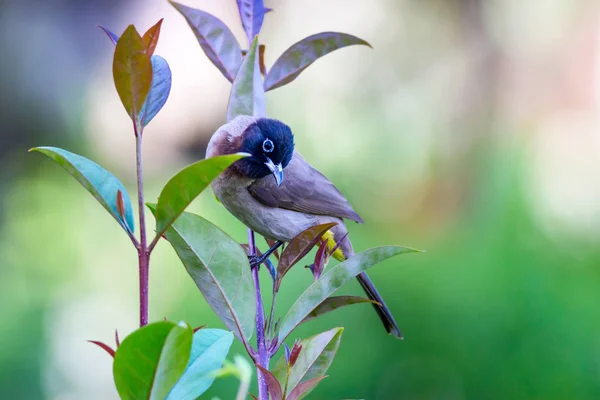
207,115,402,338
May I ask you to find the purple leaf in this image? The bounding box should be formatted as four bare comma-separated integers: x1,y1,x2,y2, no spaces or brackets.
284,343,291,364
139,55,172,126
88,340,115,358
98,25,119,45
264,32,371,91
236,0,266,45
226,36,265,121
276,223,337,291
287,376,327,400
256,364,283,400
171,1,242,82
300,295,379,325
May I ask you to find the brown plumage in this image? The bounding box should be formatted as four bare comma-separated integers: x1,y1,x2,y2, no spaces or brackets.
207,115,402,338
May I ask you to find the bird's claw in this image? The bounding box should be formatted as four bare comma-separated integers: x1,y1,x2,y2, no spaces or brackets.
247,255,277,281
248,255,261,269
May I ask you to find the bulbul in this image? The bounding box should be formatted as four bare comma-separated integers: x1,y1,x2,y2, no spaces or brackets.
207,115,402,338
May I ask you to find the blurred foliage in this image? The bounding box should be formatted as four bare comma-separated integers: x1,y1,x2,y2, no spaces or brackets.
2,0,600,399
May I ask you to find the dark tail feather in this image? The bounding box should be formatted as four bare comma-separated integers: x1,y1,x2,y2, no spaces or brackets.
356,272,403,339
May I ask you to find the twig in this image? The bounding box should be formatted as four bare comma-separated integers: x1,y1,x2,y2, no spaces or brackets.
135,125,149,327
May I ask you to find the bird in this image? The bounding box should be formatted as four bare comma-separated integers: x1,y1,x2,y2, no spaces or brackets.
206,115,402,338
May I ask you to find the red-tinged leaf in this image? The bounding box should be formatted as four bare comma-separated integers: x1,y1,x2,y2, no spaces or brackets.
272,329,342,398
227,36,265,121
88,340,115,358
259,44,266,76
301,296,379,325
312,238,328,280
116,190,125,220
143,19,163,56
289,342,302,367
113,25,153,126
115,329,120,348
255,365,283,400
287,376,328,400
276,223,337,291
171,1,242,82
265,238,280,261
236,0,266,45
264,32,371,91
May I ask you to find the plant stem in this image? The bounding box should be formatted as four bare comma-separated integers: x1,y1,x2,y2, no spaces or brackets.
135,131,149,327
266,285,277,338
249,228,270,400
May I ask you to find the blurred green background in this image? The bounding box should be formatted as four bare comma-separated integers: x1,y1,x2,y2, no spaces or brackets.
2,0,600,398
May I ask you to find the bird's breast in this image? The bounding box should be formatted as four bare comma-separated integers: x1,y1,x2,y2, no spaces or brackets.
212,173,321,242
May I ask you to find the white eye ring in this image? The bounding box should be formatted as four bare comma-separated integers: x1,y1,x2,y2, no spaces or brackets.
263,138,274,153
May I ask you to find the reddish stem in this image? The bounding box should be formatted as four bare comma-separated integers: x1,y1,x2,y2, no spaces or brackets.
135,131,149,327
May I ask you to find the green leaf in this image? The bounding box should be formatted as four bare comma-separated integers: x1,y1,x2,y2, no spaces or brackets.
300,296,378,325
153,153,249,243
276,223,337,291
113,321,193,400
113,25,153,126
171,1,242,82
273,328,342,399
149,207,255,344
278,246,418,343
166,329,234,400
227,36,265,121
29,147,135,234
213,355,253,400
264,32,371,91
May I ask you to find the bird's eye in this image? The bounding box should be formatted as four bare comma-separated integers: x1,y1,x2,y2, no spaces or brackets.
262,138,274,153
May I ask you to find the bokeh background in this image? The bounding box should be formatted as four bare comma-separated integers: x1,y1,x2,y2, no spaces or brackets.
2,0,600,398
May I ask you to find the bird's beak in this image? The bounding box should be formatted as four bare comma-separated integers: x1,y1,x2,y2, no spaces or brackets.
264,158,283,187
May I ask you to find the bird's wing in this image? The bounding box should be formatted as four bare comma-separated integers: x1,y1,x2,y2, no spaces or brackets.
248,152,364,223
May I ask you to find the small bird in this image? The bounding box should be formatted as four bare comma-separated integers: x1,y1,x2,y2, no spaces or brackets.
207,115,402,338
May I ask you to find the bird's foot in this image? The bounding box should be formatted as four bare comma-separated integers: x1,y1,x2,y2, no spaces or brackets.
248,255,278,281
248,255,262,269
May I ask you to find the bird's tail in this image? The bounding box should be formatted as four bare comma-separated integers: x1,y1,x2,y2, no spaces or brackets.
323,224,403,339
356,272,403,339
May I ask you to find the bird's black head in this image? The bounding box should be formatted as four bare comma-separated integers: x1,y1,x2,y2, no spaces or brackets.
235,118,294,185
